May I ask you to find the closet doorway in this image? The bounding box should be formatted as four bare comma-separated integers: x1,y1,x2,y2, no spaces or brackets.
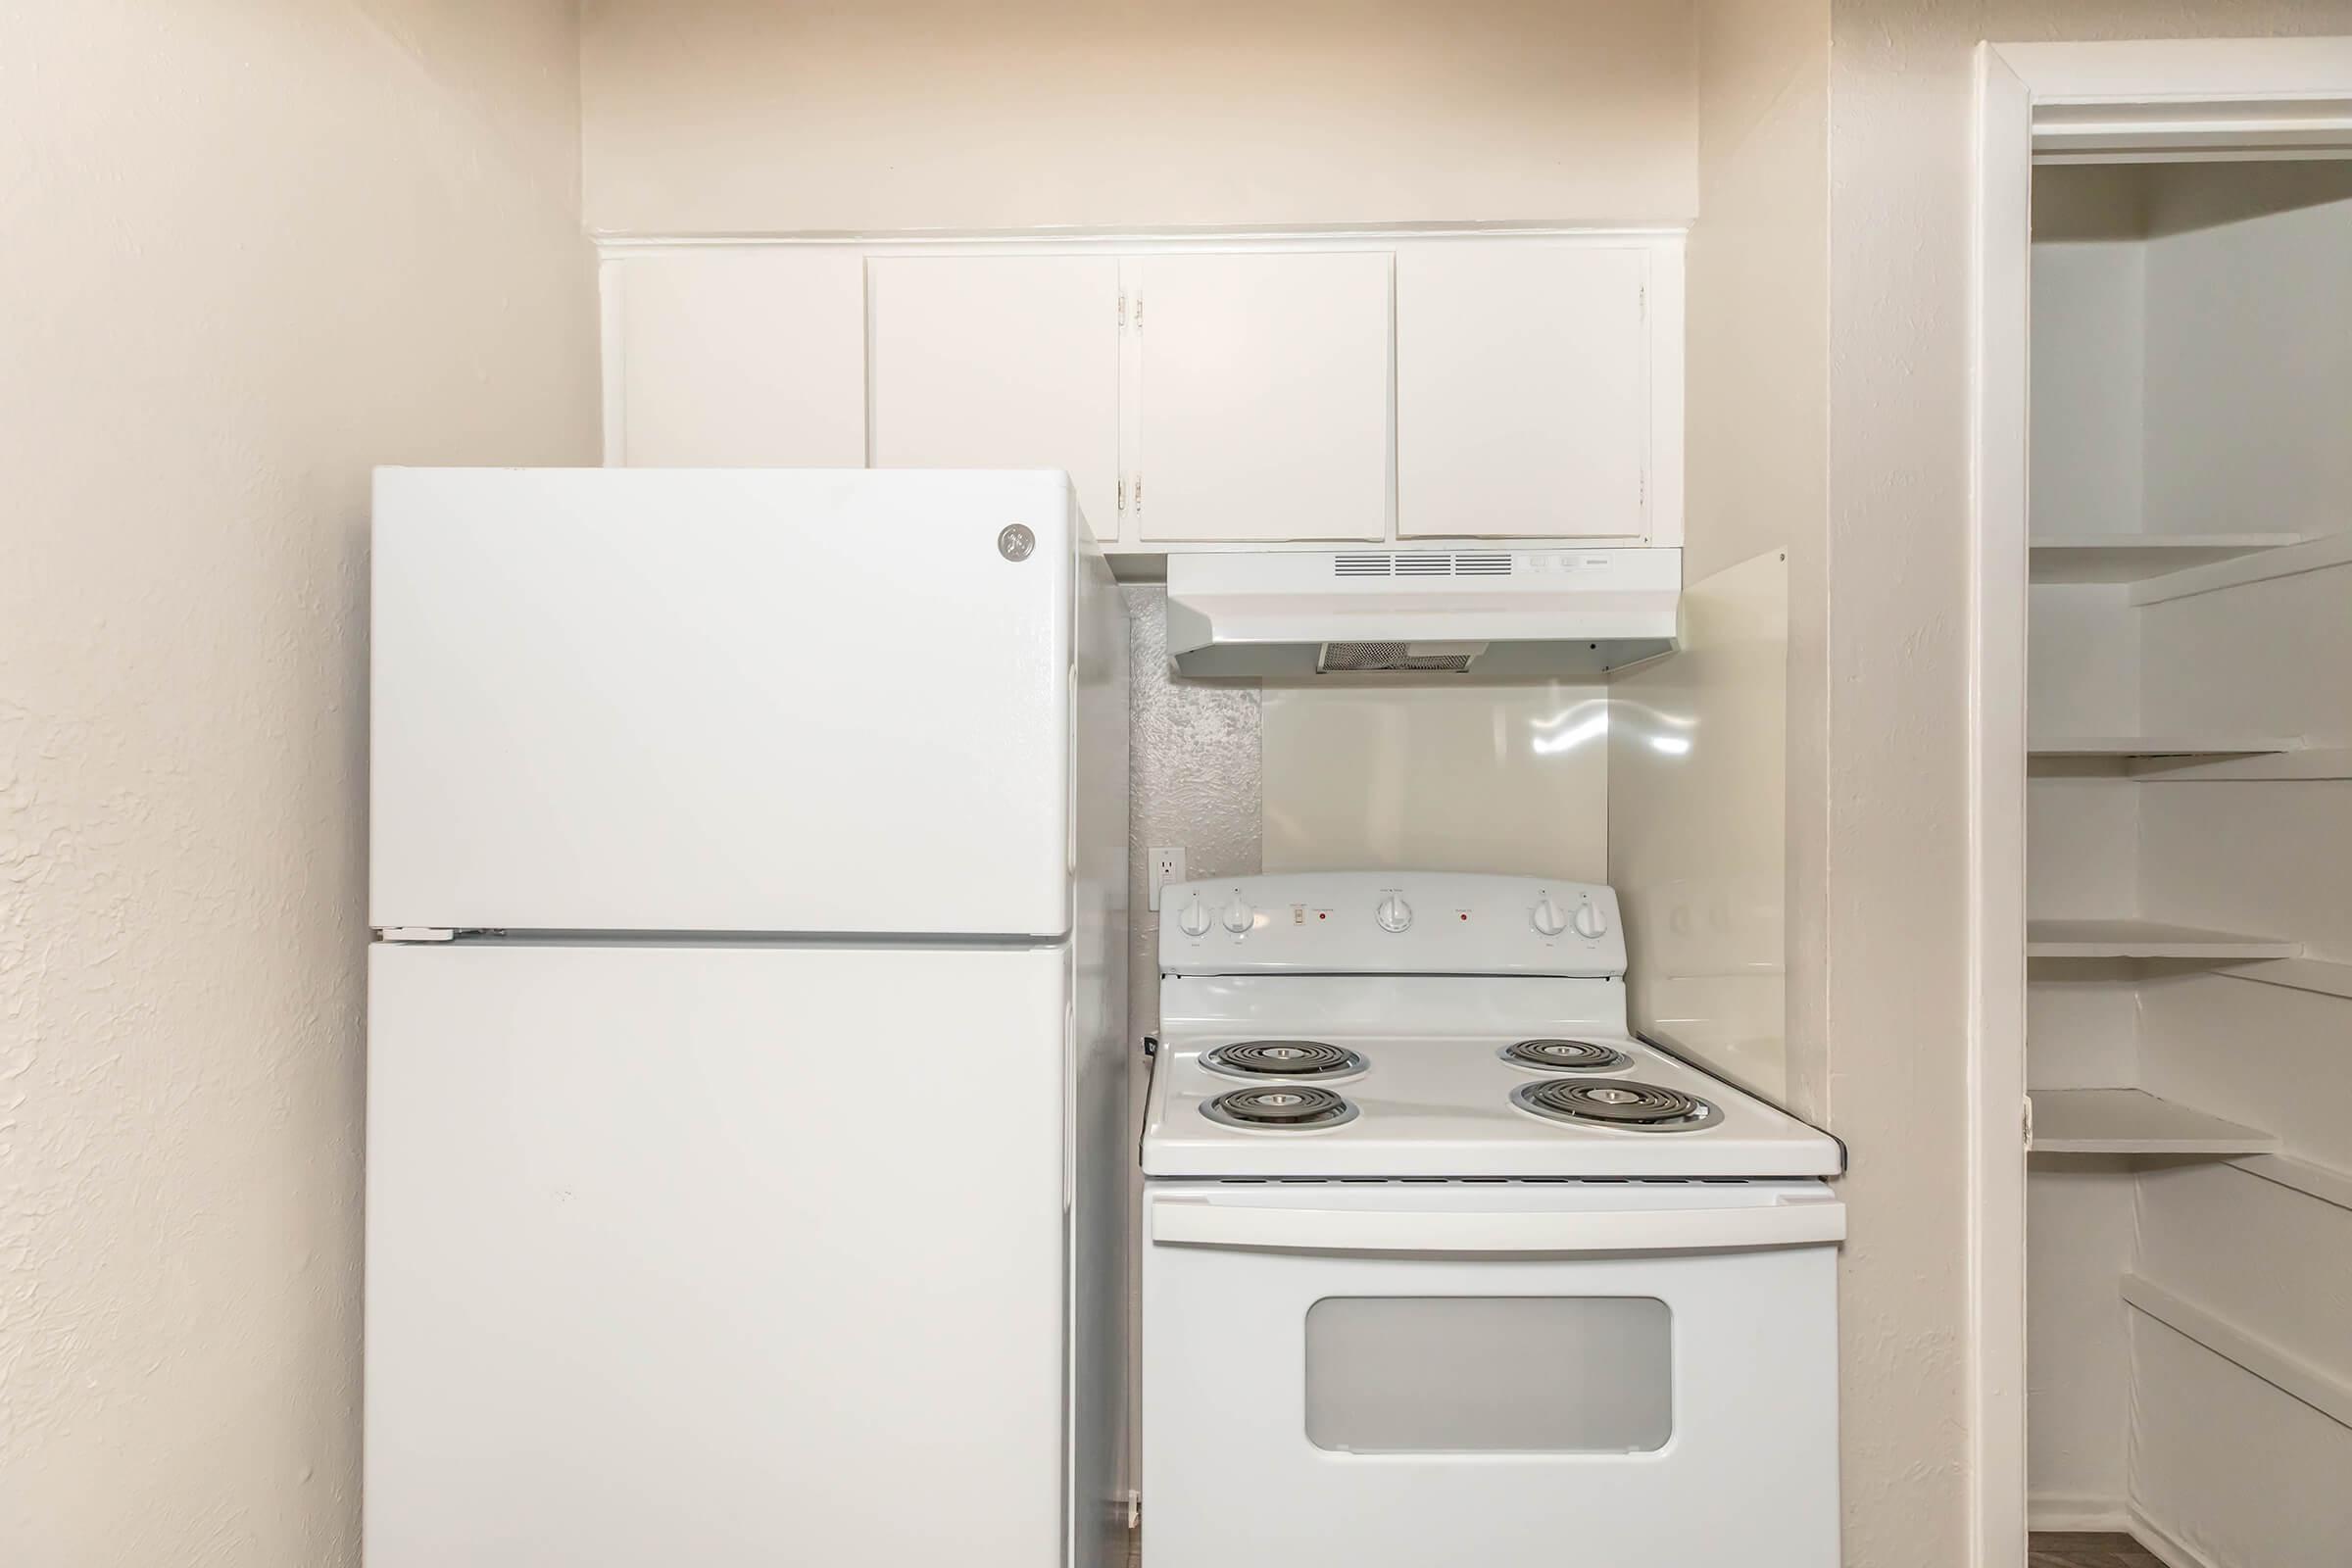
1973,39,2352,1568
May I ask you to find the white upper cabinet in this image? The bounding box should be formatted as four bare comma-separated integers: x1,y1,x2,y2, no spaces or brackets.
609,250,866,467
866,256,1124,536
1397,245,1651,539
1134,252,1394,543
600,234,1683,554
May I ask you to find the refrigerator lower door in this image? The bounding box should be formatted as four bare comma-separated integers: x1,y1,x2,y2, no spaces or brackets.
366,942,1072,1567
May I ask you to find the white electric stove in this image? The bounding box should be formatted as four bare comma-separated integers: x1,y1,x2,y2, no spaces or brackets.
1141,871,1845,1568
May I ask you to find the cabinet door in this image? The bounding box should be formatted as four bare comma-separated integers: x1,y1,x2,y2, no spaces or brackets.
1136,252,1392,542
867,255,1123,538
610,250,866,467
1397,246,1649,538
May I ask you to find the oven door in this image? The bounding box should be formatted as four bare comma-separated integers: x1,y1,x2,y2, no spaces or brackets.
1141,1180,1843,1568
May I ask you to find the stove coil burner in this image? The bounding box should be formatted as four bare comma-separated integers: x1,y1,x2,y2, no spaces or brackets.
1500,1038,1632,1073
1203,1040,1368,1081
1511,1079,1723,1132
1201,1086,1359,1132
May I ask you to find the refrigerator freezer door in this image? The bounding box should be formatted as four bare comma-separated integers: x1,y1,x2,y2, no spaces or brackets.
370,467,1078,936
365,941,1071,1567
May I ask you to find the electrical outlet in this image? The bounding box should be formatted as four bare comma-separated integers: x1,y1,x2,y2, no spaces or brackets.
1149,847,1187,911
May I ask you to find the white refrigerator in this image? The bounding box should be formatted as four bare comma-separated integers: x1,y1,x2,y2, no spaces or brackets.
365,468,1130,1567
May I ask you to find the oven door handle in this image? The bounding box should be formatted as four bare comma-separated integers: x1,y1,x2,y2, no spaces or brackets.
1149,1192,1846,1254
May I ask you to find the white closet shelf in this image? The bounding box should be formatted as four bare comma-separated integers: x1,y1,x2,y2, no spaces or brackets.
2029,532,2308,584
2123,1274,2352,1432
2028,736,2302,760
2026,918,2296,959
2029,1089,2278,1156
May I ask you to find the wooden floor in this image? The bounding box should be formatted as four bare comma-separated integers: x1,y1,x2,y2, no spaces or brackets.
1143,1535,2164,1567
1141,1541,2173,1568
2029,1532,2166,1568
1146,1540,2189,1568
1143,1533,2177,1566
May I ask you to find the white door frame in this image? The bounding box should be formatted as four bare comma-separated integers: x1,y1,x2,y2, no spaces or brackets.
1967,36,2352,1566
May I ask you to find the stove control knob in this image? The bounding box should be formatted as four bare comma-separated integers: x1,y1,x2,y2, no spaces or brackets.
1530,896,1568,937
1376,893,1413,933
1572,902,1608,940
1178,897,1212,939
1221,900,1254,935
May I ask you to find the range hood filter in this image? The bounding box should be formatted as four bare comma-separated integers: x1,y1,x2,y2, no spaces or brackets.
1317,641,1489,673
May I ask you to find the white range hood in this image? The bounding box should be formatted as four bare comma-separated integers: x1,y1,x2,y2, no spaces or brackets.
1164,547,1680,677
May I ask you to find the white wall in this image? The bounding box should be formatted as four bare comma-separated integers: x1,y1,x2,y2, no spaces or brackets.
1263,680,1611,881
579,0,1698,234
2024,1159,2138,1519
2032,168,2148,540
2142,162,2352,539
0,3,601,1559
1610,550,1791,1102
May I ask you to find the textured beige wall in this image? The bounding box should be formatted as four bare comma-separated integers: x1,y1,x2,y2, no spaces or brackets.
578,0,1699,233
0,3,600,1561
1688,0,1828,589
1823,5,2352,1564
1686,0,1829,1120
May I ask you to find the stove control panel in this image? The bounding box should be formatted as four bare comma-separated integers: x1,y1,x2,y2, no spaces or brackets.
1160,872,1626,977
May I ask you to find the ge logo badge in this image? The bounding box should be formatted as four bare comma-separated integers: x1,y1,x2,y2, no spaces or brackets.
998,524,1036,562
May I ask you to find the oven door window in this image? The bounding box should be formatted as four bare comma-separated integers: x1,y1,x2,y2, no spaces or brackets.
1303,1296,1672,1453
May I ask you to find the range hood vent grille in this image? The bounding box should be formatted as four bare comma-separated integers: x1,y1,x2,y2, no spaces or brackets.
1334,551,1515,578
1317,641,1482,674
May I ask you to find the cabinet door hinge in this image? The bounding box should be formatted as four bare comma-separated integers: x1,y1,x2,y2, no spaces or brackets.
1134,474,1143,513
1117,293,1126,328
